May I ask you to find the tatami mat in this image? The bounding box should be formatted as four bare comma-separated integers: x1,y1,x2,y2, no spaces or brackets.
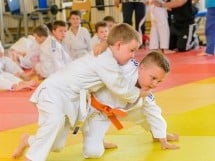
1,48,215,161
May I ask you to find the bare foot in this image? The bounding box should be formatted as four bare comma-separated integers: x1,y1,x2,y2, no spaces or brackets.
163,49,176,54
166,133,179,141
12,134,29,159
153,133,179,142
197,52,213,56
104,142,118,149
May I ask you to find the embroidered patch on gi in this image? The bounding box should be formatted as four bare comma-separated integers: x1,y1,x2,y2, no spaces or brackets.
147,93,154,102
131,59,139,67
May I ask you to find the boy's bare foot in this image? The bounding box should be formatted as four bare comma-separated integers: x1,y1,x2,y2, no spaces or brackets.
166,133,179,141
153,133,179,142
197,52,213,56
163,49,176,54
12,133,29,159
104,142,118,149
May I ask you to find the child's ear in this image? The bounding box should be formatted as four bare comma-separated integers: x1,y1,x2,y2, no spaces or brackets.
115,41,122,50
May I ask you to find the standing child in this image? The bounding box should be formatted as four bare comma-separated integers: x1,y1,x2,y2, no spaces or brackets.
146,0,173,53
63,10,92,60
12,23,149,161
91,21,109,49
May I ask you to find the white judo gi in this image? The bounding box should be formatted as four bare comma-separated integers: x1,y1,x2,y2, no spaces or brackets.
0,57,24,90
27,48,140,161
90,35,101,49
35,36,71,78
148,0,170,50
63,26,91,60
82,59,167,158
10,35,40,69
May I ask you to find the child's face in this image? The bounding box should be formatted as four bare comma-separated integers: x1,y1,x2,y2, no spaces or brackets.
106,21,115,30
33,34,47,44
97,26,109,42
113,39,139,65
69,15,81,27
52,26,67,41
137,63,167,90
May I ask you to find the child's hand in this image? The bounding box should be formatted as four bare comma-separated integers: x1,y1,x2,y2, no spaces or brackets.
151,0,162,7
93,41,108,56
114,0,121,8
139,88,151,97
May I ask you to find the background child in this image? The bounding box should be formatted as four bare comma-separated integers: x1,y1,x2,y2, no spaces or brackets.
91,21,109,49
12,23,149,161
82,51,179,158
8,35,40,69
103,15,117,30
49,20,68,43
63,10,91,60
0,49,36,91
33,25,71,79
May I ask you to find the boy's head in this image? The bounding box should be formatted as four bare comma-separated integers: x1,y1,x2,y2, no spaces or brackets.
95,21,109,42
69,10,82,27
103,16,116,30
51,20,67,41
33,25,49,44
137,51,170,90
107,23,141,65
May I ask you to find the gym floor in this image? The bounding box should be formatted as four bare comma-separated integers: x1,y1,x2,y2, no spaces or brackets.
1,47,215,161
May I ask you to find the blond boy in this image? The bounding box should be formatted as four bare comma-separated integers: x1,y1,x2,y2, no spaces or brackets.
12,23,148,161
82,51,179,158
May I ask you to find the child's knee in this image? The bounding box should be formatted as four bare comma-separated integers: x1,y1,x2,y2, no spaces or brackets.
83,138,104,158
83,146,104,158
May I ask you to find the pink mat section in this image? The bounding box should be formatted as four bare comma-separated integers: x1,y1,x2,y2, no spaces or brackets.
1,48,215,131
0,90,37,131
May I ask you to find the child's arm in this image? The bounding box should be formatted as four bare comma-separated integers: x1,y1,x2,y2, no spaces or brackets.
93,41,108,56
140,94,180,149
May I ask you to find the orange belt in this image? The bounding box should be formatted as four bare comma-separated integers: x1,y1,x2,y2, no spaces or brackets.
91,95,127,130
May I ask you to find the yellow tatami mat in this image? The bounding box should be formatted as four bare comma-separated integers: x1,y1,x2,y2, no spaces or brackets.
1,77,215,161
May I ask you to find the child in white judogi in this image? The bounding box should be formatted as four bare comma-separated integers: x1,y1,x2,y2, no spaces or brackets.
9,35,40,69
63,10,91,60
146,0,172,53
49,20,72,57
12,23,149,161
33,25,71,79
0,44,36,91
91,21,109,49
82,52,179,158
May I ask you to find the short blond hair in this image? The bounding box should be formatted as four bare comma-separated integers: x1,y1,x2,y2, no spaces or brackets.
140,51,170,73
107,23,141,46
